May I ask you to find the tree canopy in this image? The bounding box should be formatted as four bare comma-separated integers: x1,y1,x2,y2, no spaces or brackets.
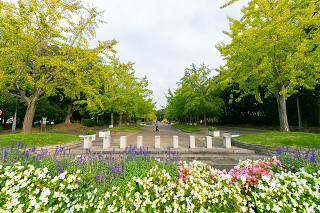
217,0,320,131
0,0,116,132
166,64,224,125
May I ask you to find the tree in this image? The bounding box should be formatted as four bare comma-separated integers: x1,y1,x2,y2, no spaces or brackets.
180,64,224,126
217,0,320,131
0,0,116,133
165,64,224,125
95,56,154,127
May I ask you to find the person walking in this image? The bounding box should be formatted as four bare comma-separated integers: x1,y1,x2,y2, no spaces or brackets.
155,121,159,132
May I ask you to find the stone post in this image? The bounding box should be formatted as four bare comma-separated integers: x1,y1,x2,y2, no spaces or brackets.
83,136,92,149
137,136,143,148
103,136,111,149
223,136,232,149
120,136,127,149
155,136,160,148
173,136,178,148
205,136,212,149
189,136,195,148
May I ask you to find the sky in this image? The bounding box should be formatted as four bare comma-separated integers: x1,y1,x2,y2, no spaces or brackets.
90,0,249,110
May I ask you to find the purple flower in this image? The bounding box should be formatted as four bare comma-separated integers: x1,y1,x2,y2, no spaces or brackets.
95,175,100,183
116,164,120,176
87,177,90,185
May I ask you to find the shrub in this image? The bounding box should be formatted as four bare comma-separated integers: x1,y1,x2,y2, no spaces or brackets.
0,126,2,131
82,119,96,127
96,121,105,126
80,130,96,135
208,126,218,131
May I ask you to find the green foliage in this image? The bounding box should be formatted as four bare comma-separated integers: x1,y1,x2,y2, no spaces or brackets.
217,0,320,131
236,132,320,148
82,119,96,127
0,0,117,133
0,132,81,147
208,126,218,131
96,121,105,126
166,63,224,124
79,130,96,135
97,57,156,125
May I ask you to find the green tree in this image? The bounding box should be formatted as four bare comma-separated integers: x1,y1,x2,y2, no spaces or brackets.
180,64,224,126
97,57,154,127
217,0,320,131
0,0,116,133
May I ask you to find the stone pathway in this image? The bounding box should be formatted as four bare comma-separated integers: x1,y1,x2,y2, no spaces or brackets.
93,122,211,147
70,123,269,170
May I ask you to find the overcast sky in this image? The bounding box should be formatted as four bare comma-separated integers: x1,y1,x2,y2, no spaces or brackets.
90,0,249,109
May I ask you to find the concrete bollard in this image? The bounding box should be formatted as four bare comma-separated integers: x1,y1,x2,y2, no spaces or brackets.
91,134,96,141
173,136,178,148
155,136,160,148
83,136,92,149
120,136,127,149
137,136,143,148
223,136,232,149
103,136,111,149
205,136,212,149
189,136,195,148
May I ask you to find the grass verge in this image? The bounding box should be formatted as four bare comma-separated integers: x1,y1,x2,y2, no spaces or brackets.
236,131,320,148
172,123,205,133
108,125,145,133
0,132,81,147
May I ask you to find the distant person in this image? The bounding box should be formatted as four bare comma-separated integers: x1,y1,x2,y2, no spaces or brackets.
155,121,159,132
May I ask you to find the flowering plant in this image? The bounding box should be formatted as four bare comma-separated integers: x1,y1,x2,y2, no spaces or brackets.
1,139,320,212
208,126,218,131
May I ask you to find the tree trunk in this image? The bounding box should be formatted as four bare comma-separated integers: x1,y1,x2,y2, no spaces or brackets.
111,111,114,126
124,112,127,126
275,86,290,132
22,97,38,133
203,111,207,127
119,112,122,128
65,100,75,124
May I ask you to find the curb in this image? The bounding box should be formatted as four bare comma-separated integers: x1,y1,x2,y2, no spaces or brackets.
232,139,278,156
35,139,83,154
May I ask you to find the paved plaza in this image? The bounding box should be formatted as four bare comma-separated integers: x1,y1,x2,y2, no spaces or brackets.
69,123,268,170
91,122,223,148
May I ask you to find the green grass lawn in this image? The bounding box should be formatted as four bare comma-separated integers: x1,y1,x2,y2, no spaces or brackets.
0,132,81,148
108,125,145,133
172,123,206,133
236,131,320,148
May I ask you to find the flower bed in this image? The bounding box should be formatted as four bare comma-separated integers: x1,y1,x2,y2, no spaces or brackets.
0,141,320,212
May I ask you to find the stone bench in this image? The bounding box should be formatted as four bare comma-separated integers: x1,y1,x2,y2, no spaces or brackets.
222,133,239,149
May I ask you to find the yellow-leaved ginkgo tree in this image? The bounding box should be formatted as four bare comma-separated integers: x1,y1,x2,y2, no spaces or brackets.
217,0,320,131
0,0,117,133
